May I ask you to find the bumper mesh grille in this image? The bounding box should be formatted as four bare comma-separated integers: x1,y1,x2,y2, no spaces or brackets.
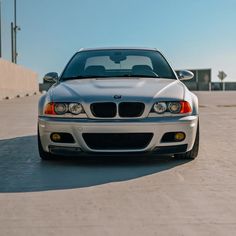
82,133,153,150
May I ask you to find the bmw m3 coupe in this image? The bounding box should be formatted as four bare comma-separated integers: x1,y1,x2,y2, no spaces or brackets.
38,47,199,160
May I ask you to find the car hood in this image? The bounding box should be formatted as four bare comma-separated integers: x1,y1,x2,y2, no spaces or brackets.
50,78,185,103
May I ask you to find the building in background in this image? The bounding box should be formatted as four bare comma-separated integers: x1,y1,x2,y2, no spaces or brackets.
176,69,211,91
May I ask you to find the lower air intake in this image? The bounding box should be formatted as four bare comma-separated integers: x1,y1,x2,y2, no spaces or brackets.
82,133,153,150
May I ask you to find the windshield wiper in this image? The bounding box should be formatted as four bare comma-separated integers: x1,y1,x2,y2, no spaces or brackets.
157,76,176,79
61,74,160,81
123,74,159,78
62,75,107,81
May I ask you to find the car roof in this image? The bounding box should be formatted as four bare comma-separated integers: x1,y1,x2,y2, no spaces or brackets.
78,47,159,52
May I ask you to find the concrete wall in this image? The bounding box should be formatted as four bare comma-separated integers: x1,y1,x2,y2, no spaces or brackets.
0,58,38,100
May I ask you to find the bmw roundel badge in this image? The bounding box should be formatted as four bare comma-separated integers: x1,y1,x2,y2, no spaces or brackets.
114,95,122,99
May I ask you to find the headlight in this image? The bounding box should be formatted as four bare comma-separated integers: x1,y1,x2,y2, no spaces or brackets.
152,101,192,114
69,103,83,115
54,103,68,115
168,102,181,113
44,102,84,115
153,102,167,114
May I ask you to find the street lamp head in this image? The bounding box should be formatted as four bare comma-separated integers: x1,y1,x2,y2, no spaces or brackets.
15,25,21,31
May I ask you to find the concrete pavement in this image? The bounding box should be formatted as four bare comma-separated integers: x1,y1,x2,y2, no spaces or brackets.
0,92,236,236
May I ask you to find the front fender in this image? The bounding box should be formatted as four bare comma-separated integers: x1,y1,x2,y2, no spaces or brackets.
38,94,47,116
191,92,199,115
184,90,198,116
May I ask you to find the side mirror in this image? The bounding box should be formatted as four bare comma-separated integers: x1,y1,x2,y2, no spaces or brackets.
177,70,194,81
43,72,59,83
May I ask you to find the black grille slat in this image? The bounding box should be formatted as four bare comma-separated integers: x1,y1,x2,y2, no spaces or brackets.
91,102,117,118
82,133,153,150
119,102,145,117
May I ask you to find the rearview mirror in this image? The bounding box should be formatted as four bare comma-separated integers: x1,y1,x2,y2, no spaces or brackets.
109,52,127,64
43,72,59,83
177,70,194,81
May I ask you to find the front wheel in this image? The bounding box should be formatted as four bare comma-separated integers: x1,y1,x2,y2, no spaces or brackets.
174,122,199,160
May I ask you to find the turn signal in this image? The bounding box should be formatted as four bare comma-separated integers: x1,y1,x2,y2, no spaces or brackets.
44,103,56,115
180,101,192,114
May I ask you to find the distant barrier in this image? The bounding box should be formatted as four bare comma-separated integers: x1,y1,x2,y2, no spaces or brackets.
0,59,38,100
211,82,236,91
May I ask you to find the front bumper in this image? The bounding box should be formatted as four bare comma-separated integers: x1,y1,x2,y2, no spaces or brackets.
38,115,198,156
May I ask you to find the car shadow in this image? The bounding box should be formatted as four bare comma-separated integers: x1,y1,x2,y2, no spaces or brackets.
0,136,191,193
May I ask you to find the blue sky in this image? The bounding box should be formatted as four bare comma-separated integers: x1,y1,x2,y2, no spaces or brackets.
1,0,236,82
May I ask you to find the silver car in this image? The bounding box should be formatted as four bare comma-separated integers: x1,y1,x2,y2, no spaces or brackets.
38,47,199,160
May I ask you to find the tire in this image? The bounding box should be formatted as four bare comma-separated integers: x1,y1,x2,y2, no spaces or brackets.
174,121,199,160
38,126,55,160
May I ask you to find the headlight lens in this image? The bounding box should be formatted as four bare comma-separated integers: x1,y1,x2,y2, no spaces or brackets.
69,103,83,115
168,102,181,113
54,103,68,115
153,102,167,114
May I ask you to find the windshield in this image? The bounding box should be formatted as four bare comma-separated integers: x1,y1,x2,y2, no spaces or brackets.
61,49,176,80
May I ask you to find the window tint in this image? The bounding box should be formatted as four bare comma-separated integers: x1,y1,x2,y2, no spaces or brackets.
61,49,176,80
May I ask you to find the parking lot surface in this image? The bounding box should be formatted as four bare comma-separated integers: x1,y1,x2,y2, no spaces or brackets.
0,92,236,236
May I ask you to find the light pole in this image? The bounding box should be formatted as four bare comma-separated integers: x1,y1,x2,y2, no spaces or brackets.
14,0,17,63
13,0,20,63
11,22,14,62
0,1,2,58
